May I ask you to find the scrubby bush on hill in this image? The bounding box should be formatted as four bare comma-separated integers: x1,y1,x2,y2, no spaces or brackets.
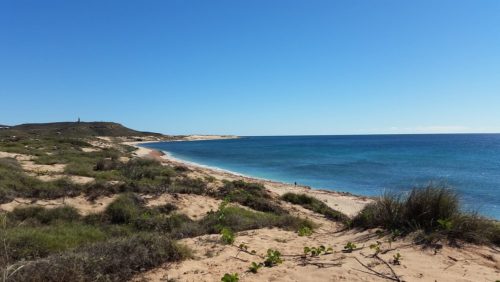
215,180,285,214
281,193,349,223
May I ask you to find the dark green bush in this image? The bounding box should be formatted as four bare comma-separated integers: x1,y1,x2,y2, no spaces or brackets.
281,193,349,223
104,193,143,224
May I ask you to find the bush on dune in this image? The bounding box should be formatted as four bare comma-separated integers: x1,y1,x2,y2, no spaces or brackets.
120,158,175,181
198,206,315,235
281,192,349,223
352,186,500,246
104,193,144,224
215,180,285,214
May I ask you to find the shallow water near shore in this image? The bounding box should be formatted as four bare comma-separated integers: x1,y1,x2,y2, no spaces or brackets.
144,134,500,219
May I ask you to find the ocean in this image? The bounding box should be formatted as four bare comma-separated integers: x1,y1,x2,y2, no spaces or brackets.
143,134,500,219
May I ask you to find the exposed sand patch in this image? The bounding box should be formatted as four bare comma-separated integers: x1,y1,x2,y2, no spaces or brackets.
0,195,118,215
21,161,66,173
144,194,222,220
81,147,100,152
0,151,34,161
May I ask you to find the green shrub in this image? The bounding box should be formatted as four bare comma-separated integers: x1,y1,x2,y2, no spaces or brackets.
104,193,143,224
248,262,263,273
281,193,349,223
264,249,282,267
343,242,357,253
220,227,235,244
221,273,239,282
297,226,313,236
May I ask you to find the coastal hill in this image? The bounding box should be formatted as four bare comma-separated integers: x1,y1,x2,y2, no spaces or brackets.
0,121,165,138
0,122,498,281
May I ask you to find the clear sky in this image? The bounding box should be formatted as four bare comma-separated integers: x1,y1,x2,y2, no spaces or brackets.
1,1,499,135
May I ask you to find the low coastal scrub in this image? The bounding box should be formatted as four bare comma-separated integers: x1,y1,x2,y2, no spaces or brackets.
0,158,83,203
215,180,285,214
4,223,107,261
8,205,81,224
199,206,315,235
352,186,500,246
7,233,190,282
281,192,349,223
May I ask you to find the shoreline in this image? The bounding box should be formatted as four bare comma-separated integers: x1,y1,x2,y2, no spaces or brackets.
127,139,373,216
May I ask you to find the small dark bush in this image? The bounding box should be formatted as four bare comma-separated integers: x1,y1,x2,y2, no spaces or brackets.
154,203,178,214
281,193,349,223
94,158,120,171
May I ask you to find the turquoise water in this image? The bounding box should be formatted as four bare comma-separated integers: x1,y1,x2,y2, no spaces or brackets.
143,134,500,219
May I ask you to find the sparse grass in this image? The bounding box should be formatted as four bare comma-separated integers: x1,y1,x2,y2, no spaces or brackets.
4,223,107,260
281,192,349,223
352,186,500,246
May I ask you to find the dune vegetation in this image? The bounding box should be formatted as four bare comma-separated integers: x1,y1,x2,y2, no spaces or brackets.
0,123,498,281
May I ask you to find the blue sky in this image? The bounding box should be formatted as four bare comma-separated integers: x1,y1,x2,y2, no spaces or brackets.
1,1,499,135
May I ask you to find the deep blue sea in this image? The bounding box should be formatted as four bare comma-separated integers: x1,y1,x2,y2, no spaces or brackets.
143,134,500,219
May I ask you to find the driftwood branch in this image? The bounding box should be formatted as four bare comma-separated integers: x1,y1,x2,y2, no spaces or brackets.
353,257,401,282
374,254,400,281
